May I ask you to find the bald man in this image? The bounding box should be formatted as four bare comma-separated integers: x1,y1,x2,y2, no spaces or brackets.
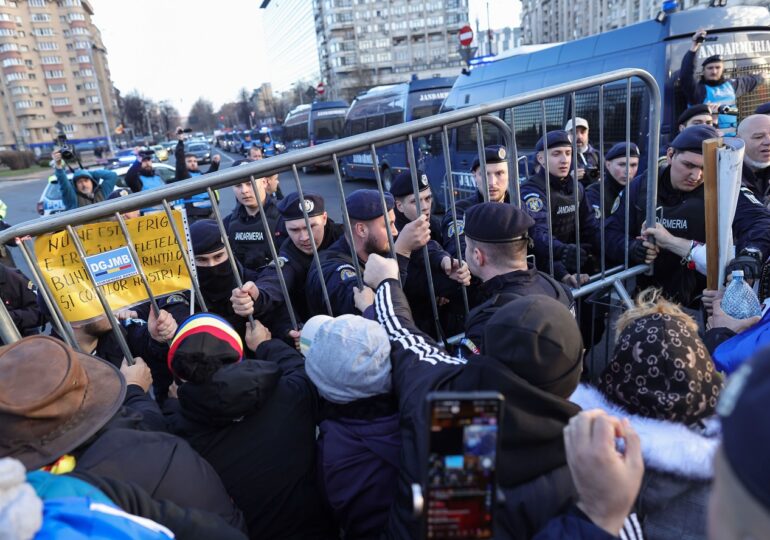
737,114,770,206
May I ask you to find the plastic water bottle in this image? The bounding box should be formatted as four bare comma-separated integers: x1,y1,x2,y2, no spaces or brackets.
722,270,762,319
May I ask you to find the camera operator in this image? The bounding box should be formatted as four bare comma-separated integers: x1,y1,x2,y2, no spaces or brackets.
564,117,600,187
172,126,221,222
679,29,769,135
52,149,118,211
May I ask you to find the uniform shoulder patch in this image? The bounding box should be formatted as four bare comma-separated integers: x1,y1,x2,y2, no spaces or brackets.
524,194,544,212
336,264,357,281
269,256,289,268
164,294,189,306
740,187,763,207
447,219,465,239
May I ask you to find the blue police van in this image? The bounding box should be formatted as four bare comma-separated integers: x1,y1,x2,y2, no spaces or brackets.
422,4,770,206
283,100,349,153
341,76,456,189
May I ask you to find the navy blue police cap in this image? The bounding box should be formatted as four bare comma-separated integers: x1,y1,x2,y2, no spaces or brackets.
464,202,535,244
702,54,723,67
471,145,508,172
534,130,572,153
107,188,131,201
345,189,394,221
678,104,712,126
755,102,770,115
670,124,719,154
277,191,325,220
605,142,640,162
190,219,225,255
390,170,430,197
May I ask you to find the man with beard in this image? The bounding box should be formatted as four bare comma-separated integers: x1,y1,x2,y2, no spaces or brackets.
305,189,430,317
125,148,166,195
230,192,343,323
679,29,769,135
172,127,221,222
564,117,601,187
54,152,118,211
585,142,640,220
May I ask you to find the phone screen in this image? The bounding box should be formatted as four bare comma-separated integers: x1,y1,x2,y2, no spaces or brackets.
425,393,501,539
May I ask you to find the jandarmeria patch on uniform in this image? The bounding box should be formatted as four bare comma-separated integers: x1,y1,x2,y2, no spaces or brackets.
165,294,188,305
337,265,357,281
269,256,289,268
524,194,544,212
447,220,465,238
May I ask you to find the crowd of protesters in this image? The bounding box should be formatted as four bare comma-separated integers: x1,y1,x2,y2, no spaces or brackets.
3,29,770,538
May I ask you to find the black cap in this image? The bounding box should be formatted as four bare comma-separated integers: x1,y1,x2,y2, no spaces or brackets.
190,219,224,256
277,192,325,220
755,102,770,115
702,54,723,67
678,104,712,126
390,170,430,197
107,188,131,201
605,142,640,162
670,124,719,154
464,202,534,244
345,189,394,221
138,149,155,160
534,130,572,153
471,145,508,172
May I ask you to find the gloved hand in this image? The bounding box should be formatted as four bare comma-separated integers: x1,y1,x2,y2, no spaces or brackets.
726,248,763,282
629,239,658,265
561,244,588,274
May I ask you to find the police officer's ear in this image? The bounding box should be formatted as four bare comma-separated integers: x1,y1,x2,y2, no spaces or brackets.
536,151,546,167
666,147,676,165
353,221,368,238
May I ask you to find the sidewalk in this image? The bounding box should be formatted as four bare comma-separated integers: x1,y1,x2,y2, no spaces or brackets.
0,168,49,182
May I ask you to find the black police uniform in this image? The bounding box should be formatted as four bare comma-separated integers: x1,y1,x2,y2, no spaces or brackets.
0,263,41,340
742,162,770,206
223,197,284,272
585,142,640,220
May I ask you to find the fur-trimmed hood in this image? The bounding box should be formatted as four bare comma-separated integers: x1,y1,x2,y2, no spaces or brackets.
570,384,720,480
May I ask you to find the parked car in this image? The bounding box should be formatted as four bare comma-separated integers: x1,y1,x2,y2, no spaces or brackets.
36,163,176,216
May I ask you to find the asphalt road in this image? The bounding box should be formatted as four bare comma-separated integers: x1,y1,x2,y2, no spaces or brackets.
0,146,374,276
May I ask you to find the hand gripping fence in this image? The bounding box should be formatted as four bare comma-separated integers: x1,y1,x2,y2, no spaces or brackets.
0,69,660,350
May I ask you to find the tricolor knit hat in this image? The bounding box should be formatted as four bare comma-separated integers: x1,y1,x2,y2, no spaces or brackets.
168,313,243,383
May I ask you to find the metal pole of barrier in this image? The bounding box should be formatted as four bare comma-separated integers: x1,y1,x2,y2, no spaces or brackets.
17,239,78,350
599,85,607,277
624,78,632,272
613,279,635,309
114,214,161,317
475,117,490,202
246,177,299,331
441,126,470,316
369,145,399,269
290,164,333,316
406,135,443,342
161,200,208,313
206,187,256,328
540,100,555,276
331,154,364,290
508,107,522,208
570,92,582,288
65,225,135,365
644,74,662,275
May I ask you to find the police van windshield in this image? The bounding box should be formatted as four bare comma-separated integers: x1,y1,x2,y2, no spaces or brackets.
312,108,347,140
407,88,450,121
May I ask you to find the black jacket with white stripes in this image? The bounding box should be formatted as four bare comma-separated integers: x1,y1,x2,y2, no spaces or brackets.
374,279,580,540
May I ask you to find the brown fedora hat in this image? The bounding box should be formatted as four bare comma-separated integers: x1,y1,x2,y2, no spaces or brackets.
0,335,126,470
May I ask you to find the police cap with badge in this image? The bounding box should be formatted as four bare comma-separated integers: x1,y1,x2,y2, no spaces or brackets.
471,145,508,172
464,202,534,245
389,170,430,197
346,189,394,221
277,191,325,221
534,130,572,153
605,142,640,162
670,124,719,154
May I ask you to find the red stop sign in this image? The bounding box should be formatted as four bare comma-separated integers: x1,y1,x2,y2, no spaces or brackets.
316,82,325,95
458,25,473,47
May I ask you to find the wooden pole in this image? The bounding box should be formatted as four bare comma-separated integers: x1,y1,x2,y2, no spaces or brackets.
703,138,722,290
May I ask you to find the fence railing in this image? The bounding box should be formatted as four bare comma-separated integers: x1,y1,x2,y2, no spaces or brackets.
0,68,661,358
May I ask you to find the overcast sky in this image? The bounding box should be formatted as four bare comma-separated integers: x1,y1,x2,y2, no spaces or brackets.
90,0,520,116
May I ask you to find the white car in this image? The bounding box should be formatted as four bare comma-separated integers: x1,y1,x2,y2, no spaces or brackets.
37,163,176,216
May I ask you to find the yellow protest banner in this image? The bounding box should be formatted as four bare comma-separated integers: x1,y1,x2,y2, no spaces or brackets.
35,210,193,322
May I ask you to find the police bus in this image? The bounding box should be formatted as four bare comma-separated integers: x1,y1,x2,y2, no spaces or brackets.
422,4,770,205
341,76,455,190
283,100,350,153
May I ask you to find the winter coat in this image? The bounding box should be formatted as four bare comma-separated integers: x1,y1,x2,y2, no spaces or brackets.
571,384,718,540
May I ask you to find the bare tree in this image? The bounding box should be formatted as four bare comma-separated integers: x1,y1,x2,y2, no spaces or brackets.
187,98,217,132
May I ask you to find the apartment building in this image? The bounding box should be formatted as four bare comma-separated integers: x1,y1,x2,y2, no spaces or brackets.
0,0,118,149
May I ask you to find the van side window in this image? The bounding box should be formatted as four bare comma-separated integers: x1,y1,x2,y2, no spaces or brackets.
367,115,384,131
572,85,644,147
512,97,566,150
455,117,506,154
348,119,366,136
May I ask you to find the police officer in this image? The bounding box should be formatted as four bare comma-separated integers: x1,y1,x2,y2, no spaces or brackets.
440,145,510,259
679,29,769,134
461,202,573,353
390,170,471,336
222,175,283,272
606,125,770,307
677,104,715,132
0,263,41,341
585,142,640,220
230,192,343,323
231,144,263,168
565,117,601,186
125,148,165,194
305,189,430,317
521,130,601,289
173,127,221,221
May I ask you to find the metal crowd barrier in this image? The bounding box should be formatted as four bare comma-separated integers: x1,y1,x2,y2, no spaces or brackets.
0,68,661,361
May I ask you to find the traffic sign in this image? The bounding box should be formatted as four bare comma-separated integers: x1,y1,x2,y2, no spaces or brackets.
316,81,325,96
458,25,473,47
459,46,478,65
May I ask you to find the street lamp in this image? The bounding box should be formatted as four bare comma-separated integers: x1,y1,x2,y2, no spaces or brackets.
89,44,115,155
